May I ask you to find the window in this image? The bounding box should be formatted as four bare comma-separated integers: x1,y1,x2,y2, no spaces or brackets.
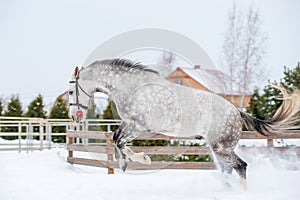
176,80,183,85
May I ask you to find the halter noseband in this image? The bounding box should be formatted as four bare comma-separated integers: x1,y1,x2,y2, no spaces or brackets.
69,74,92,110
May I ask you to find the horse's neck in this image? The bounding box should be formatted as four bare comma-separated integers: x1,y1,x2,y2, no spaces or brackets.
80,67,111,95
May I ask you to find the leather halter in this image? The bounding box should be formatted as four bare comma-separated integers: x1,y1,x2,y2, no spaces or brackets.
69,74,92,110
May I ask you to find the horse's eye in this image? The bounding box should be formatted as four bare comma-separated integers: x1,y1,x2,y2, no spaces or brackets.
69,91,74,95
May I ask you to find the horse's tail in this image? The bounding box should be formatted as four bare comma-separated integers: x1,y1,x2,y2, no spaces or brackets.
240,84,300,135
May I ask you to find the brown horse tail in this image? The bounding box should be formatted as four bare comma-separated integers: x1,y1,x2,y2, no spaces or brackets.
240,84,300,135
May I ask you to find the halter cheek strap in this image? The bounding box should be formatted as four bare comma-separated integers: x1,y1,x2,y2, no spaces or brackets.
69,75,92,110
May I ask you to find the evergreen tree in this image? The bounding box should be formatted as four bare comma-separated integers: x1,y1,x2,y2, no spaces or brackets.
49,96,69,143
247,81,283,120
24,94,47,134
86,100,98,119
246,89,265,119
25,94,46,118
0,98,3,116
49,97,69,119
102,100,120,119
3,96,23,117
281,63,300,91
247,63,300,121
86,100,101,131
101,100,120,132
1,95,23,140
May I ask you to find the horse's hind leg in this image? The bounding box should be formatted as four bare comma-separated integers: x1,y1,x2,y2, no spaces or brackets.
215,151,247,189
214,150,247,180
211,129,247,188
215,155,233,175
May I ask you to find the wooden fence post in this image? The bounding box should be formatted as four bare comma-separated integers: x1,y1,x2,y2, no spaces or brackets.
45,123,51,150
105,132,114,174
267,138,274,147
39,122,44,151
18,123,22,153
267,134,274,148
68,135,74,159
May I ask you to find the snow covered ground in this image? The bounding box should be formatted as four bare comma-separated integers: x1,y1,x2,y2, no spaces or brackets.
0,145,300,200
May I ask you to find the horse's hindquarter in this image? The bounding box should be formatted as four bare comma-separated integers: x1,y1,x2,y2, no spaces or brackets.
172,85,238,138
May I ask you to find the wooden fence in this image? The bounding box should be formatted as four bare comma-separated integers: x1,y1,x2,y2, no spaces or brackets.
0,116,121,152
67,130,300,174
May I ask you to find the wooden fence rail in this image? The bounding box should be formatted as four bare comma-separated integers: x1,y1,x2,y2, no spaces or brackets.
0,117,121,152
67,131,300,174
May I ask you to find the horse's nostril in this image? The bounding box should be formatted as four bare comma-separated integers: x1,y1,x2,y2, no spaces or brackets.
71,116,74,121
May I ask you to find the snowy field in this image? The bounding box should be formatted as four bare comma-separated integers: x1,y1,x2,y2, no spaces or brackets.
0,144,300,200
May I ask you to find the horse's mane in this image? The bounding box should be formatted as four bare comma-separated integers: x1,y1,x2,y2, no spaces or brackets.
89,59,159,74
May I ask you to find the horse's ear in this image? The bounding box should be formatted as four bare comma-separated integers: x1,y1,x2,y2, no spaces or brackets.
74,66,79,77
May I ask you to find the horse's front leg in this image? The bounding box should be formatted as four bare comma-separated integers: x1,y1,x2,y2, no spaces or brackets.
113,123,128,171
113,123,151,171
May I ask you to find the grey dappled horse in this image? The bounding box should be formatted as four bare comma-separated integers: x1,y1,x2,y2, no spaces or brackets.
68,59,300,184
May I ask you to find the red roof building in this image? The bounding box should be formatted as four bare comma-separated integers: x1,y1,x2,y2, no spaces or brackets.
167,66,252,108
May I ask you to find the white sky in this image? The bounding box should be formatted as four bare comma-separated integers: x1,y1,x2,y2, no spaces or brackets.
0,0,299,110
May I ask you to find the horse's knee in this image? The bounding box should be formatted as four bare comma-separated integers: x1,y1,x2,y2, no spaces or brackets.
113,122,127,145
113,129,126,151
113,127,121,143
113,129,126,160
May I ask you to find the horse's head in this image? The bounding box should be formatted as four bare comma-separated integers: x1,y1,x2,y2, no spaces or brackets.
68,66,91,122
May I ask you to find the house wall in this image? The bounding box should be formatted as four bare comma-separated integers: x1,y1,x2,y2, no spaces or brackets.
223,95,251,108
167,69,209,91
167,68,251,108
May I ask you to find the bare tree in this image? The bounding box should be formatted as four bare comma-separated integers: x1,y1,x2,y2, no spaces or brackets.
239,6,267,107
221,3,242,101
157,51,177,77
221,4,267,108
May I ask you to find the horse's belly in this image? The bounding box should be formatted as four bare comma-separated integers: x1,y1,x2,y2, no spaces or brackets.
144,100,210,138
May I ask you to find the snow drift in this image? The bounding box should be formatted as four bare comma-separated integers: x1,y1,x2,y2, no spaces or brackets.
0,145,299,200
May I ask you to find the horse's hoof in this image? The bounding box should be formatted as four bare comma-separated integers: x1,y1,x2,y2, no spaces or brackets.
132,152,151,165
240,177,247,190
143,154,151,165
